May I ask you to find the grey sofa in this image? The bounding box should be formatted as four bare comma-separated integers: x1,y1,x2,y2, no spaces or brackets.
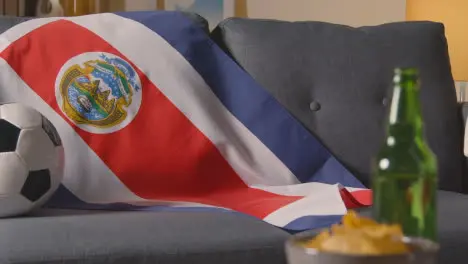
0,13,468,264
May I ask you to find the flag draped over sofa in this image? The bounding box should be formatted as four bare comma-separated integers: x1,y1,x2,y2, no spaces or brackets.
0,11,371,231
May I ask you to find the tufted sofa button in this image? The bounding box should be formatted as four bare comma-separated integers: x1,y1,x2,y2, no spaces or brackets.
309,101,321,111
382,97,389,107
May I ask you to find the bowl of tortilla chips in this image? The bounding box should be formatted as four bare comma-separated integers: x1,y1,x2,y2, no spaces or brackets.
285,211,439,264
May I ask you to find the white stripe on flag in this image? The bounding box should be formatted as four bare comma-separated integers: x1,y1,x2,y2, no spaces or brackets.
0,58,147,204
254,183,347,226
64,13,299,186
252,182,343,196
343,186,368,192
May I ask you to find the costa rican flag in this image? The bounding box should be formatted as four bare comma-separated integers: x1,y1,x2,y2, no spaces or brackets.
0,11,371,231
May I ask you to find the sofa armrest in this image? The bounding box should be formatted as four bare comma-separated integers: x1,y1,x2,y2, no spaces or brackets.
459,102,468,193
460,103,468,156
461,102,468,125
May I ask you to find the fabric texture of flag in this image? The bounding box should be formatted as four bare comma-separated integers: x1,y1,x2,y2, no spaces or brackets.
0,11,372,231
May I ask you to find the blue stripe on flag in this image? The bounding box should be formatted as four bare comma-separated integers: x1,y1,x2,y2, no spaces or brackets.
46,185,342,231
116,11,364,188
46,185,233,213
312,157,365,187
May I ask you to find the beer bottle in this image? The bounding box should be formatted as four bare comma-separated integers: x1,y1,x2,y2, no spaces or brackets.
372,68,437,241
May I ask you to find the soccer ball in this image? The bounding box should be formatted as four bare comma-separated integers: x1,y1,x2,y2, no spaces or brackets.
0,103,64,217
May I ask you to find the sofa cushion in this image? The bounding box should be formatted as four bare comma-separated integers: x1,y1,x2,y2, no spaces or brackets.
0,210,290,264
211,19,465,192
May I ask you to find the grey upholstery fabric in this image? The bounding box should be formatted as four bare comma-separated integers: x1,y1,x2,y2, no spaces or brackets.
211,18,465,192
1,192,467,264
437,191,468,263
0,211,290,264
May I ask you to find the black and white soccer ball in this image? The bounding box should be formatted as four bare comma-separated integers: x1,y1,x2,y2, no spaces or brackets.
0,103,64,217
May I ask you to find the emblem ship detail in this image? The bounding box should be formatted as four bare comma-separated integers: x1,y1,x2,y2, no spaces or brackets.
75,79,115,115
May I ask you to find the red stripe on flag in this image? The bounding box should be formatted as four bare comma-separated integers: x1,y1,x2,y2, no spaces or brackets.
0,20,302,218
340,189,372,209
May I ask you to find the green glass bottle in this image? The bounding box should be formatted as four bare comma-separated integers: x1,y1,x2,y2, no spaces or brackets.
372,68,438,241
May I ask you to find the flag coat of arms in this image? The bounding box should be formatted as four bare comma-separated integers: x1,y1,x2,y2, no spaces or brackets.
0,11,371,231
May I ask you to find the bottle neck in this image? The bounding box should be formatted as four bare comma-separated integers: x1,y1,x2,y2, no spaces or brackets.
388,74,424,138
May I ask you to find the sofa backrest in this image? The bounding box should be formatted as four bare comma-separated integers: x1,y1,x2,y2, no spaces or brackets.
211,18,465,192
0,14,464,192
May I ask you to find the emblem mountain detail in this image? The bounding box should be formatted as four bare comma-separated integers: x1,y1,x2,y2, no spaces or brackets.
55,52,142,134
